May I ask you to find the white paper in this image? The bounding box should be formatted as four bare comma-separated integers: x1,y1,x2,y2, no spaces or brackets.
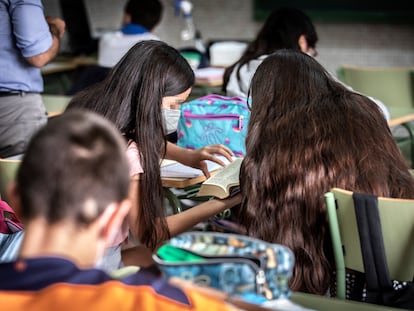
160,156,234,179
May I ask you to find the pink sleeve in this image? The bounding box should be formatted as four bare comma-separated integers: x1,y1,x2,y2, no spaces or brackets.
126,140,144,177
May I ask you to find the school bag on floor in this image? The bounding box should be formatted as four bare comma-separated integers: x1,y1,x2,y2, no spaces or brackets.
153,231,295,303
177,94,250,157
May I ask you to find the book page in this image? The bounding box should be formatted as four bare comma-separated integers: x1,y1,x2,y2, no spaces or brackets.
197,158,243,197
160,156,234,179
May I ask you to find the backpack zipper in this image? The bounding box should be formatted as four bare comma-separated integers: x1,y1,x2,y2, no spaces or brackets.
183,112,245,131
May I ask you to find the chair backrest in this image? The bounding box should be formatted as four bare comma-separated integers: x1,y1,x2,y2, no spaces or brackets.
42,95,72,118
325,187,414,299
0,159,21,204
336,66,414,109
206,40,248,67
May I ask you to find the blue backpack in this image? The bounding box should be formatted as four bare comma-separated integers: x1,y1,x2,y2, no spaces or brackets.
177,94,250,157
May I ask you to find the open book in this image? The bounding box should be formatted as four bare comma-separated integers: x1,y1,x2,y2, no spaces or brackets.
160,156,234,179
197,158,243,199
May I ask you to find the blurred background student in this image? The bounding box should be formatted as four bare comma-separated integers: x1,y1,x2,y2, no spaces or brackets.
98,0,162,68
222,6,390,121
223,7,317,99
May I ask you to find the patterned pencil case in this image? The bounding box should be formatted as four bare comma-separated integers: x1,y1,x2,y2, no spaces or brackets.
153,231,295,301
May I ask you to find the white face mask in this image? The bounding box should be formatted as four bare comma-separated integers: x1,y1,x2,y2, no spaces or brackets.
163,108,181,135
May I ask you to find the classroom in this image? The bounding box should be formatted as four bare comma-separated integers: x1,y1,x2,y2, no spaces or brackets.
0,0,414,310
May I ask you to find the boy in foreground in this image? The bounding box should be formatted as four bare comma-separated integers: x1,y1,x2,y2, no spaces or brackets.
0,110,267,311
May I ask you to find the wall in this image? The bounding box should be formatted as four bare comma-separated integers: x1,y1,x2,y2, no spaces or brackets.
43,0,414,75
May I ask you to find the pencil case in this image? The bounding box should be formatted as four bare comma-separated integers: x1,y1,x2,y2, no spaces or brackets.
153,231,295,301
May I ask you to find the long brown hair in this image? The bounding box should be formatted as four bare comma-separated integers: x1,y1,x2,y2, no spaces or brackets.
239,50,414,294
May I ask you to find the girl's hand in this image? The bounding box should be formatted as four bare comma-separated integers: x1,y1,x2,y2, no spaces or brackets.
166,143,234,177
188,144,234,177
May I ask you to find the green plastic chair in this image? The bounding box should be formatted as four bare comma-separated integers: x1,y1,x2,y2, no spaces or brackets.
337,66,414,167
41,94,72,118
0,159,21,204
325,188,414,300
336,66,414,111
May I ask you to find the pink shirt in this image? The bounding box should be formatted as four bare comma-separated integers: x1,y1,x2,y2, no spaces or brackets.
126,140,144,176
111,140,144,247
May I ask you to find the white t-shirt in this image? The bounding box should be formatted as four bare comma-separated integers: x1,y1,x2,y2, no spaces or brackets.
225,55,268,98
98,31,159,67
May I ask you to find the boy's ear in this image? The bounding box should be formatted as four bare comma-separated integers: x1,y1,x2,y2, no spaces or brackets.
7,182,23,220
99,200,131,245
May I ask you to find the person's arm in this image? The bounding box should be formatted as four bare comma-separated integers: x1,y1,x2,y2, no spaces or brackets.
128,172,241,245
26,16,65,68
127,175,143,242
165,194,241,238
165,142,234,177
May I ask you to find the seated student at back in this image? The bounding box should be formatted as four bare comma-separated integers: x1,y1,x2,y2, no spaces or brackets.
0,110,252,311
222,7,390,121
98,0,162,68
237,49,414,295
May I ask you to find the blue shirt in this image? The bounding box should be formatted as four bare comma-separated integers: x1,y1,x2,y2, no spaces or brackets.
0,0,53,92
0,257,190,305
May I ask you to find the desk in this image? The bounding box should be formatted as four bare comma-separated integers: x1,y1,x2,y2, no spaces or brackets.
41,62,78,75
388,106,414,127
42,56,98,94
41,56,97,75
162,175,207,188
193,67,225,97
291,292,404,311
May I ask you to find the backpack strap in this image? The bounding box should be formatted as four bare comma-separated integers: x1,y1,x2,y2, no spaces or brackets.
352,192,394,304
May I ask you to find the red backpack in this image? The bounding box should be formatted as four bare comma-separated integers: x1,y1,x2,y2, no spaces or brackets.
0,199,23,234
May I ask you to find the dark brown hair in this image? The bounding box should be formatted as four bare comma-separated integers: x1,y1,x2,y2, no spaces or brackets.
18,110,130,225
223,7,317,92
238,50,414,294
125,0,163,31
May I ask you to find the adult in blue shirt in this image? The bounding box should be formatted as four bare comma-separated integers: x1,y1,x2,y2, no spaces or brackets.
0,0,65,158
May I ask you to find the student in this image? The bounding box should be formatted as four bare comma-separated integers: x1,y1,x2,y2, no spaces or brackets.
0,0,65,158
66,40,241,270
222,7,390,121
0,110,257,311
98,0,162,68
223,7,317,99
68,0,162,96
237,50,414,295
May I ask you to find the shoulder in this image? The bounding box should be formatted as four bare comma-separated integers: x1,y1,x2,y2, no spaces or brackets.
226,56,267,98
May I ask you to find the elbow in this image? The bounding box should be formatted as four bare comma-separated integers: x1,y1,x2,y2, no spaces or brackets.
26,55,49,68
